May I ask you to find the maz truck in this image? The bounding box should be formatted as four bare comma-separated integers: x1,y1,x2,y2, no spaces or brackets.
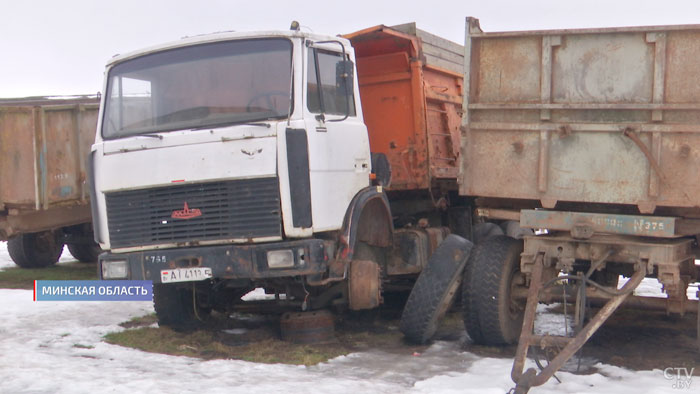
90,23,482,339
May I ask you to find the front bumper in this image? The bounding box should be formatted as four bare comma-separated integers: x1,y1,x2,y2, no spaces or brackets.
98,239,330,283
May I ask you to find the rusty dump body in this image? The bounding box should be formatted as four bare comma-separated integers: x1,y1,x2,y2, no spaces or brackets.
461,18,700,215
345,24,464,191
0,96,99,239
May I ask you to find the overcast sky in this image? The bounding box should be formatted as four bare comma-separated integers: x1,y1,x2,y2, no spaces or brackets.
2,0,700,98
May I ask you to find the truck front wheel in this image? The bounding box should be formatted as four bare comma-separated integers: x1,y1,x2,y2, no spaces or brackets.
7,230,63,268
67,243,102,263
462,235,525,345
153,283,211,330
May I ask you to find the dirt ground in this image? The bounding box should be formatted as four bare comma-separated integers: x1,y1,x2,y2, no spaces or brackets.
111,293,700,376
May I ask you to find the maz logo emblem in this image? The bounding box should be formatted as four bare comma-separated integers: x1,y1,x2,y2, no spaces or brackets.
171,202,202,219
241,147,263,156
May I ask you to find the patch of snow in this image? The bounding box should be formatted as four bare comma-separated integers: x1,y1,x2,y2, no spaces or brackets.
0,241,12,270
534,304,574,337
222,328,248,335
241,288,277,301
620,276,699,300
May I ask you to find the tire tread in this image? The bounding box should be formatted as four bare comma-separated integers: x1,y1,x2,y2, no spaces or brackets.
400,234,473,344
462,235,523,345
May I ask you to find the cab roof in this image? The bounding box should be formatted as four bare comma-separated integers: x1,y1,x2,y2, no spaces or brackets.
107,29,351,67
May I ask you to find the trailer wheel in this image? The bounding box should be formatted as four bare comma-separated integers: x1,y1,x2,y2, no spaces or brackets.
462,235,524,345
400,234,473,344
7,231,63,268
153,283,211,330
67,243,102,263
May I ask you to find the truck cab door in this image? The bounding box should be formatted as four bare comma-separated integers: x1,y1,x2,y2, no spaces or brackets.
303,44,371,232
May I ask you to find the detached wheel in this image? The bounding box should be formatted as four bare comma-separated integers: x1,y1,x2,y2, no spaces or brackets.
7,231,63,268
462,235,525,345
153,283,211,330
67,242,102,263
400,234,473,344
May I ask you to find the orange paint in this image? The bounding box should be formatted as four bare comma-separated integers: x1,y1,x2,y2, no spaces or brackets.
344,25,463,191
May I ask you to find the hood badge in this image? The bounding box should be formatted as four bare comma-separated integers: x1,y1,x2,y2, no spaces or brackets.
171,202,202,220
241,147,263,156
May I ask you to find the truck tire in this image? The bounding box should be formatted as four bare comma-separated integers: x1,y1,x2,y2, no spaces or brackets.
7,231,63,268
400,234,473,344
153,283,210,330
67,243,102,263
462,235,524,345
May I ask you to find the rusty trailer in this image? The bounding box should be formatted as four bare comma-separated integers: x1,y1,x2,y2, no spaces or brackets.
459,18,700,393
0,96,101,267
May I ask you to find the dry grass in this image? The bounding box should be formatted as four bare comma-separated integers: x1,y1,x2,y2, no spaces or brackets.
0,262,97,289
104,325,351,365
104,308,436,366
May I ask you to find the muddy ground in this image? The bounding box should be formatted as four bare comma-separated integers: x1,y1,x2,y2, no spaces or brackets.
463,305,700,376
110,293,700,376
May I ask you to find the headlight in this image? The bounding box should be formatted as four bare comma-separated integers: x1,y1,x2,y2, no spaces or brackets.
102,260,129,279
266,250,295,268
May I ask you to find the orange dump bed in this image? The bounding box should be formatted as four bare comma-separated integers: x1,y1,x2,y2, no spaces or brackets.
344,24,464,191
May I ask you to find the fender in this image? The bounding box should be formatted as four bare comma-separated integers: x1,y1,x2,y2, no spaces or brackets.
335,186,393,264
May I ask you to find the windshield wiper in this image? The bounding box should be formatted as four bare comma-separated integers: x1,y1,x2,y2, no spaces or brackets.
130,133,163,139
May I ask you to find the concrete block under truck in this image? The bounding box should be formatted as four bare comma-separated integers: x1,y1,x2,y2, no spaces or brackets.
460,17,700,392
90,22,477,339
0,96,102,267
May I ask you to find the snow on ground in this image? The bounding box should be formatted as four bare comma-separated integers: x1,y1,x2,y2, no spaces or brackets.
0,242,695,393
0,241,15,270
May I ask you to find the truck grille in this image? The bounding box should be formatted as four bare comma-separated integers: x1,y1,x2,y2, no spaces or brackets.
105,178,282,249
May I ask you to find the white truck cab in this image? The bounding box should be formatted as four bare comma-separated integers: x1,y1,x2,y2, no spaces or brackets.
90,24,465,334
92,29,370,250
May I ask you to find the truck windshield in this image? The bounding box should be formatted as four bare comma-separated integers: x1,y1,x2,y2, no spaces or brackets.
102,38,292,139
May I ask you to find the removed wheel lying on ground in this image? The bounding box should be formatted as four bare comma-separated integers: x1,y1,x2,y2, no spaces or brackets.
462,235,525,345
400,234,474,344
7,230,63,268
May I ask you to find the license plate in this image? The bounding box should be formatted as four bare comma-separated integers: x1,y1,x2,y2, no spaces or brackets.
160,267,212,283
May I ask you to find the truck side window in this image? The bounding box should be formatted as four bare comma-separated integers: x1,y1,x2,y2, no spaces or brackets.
307,49,356,116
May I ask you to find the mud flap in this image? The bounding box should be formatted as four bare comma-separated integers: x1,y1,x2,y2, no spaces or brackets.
349,259,382,310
